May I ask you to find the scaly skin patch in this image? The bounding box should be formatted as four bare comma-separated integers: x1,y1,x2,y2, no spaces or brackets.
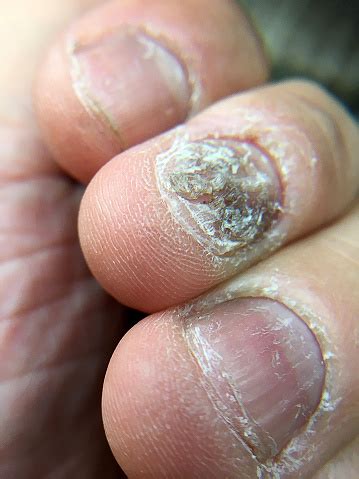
156,137,282,256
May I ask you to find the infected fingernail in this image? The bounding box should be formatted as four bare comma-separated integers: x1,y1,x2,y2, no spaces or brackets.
184,298,325,460
69,29,191,147
156,138,282,256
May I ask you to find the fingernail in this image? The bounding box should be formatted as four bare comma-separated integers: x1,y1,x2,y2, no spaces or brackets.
156,139,282,256
69,29,191,147
184,298,325,460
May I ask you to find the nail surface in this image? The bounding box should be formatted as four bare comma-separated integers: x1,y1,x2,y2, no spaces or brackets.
70,29,191,147
156,139,281,256
184,298,325,460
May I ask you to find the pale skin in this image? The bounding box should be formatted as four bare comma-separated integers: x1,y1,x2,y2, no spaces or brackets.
1,0,358,478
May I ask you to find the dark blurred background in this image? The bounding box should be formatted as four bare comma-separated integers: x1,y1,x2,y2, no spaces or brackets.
238,0,359,116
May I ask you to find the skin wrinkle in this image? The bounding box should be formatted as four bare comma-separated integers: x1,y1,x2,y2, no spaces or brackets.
1,358,110,464
0,252,90,318
0,237,78,266
0,274,94,325
321,240,359,269
0,349,110,386
116,200,201,291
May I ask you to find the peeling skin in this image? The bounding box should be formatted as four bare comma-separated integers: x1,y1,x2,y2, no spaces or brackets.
156,137,282,256
67,37,124,142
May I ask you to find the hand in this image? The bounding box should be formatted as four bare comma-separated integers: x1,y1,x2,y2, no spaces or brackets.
1,1,358,478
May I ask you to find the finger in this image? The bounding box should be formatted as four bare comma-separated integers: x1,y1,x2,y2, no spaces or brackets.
102,202,359,479
34,0,268,182
79,80,359,312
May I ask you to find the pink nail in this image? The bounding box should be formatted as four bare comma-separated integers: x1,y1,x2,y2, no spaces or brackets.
185,297,325,460
70,29,191,147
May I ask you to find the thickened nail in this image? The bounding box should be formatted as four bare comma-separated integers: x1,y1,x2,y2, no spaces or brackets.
184,298,325,460
156,139,281,256
69,29,191,147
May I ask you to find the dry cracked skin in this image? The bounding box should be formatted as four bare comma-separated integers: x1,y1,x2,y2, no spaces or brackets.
156,138,282,256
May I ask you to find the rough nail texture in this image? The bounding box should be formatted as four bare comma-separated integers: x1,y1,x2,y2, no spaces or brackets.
184,298,325,461
156,138,281,256
69,29,190,146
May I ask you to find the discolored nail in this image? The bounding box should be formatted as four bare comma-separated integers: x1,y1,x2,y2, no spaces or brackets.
156,138,282,256
184,298,325,460
69,29,191,147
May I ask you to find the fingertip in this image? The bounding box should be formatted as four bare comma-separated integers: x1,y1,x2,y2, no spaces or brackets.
78,137,220,312
102,313,258,479
102,296,326,478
